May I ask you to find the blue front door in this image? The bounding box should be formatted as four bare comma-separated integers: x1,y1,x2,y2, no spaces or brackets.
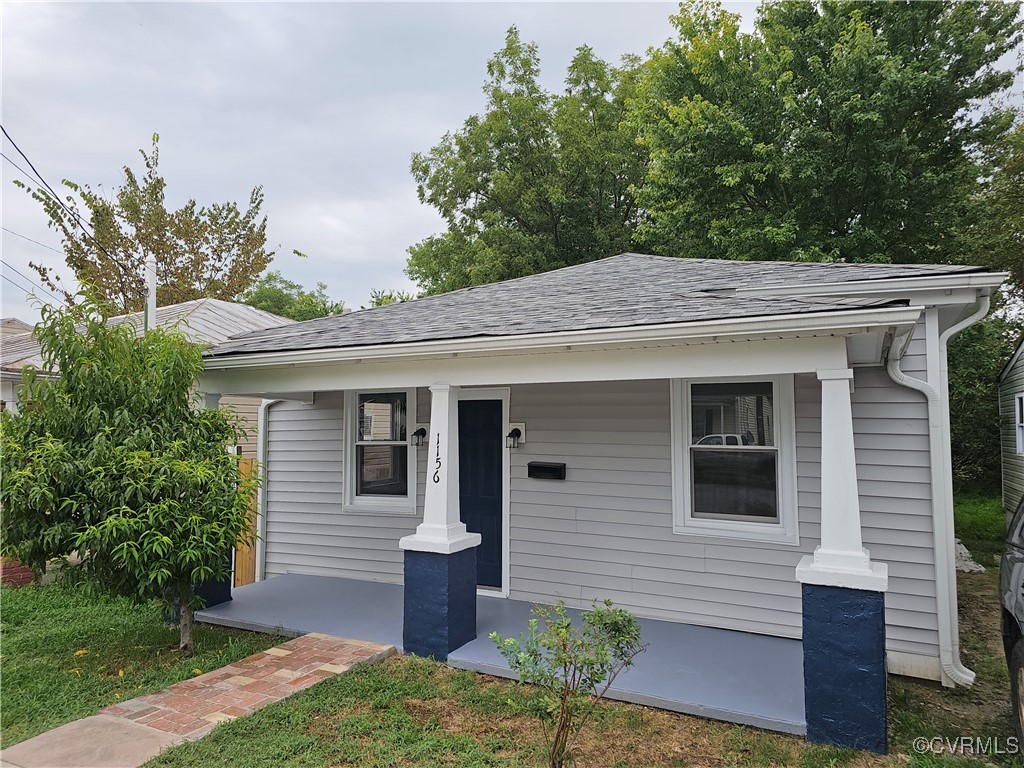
458,399,503,588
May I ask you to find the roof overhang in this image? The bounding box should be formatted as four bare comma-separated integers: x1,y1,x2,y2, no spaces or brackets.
203,304,925,374
734,271,1006,299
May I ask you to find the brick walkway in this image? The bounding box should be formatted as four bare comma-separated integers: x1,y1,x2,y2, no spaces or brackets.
100,633,395,741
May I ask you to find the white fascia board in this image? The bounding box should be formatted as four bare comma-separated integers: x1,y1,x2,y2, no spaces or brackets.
203,305,924,373
203,333,864,397
735,272,1007,302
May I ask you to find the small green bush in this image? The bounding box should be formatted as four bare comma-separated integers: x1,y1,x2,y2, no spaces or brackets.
491,599,645,768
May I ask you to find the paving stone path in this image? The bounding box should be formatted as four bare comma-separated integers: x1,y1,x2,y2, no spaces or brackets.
2,633,396,768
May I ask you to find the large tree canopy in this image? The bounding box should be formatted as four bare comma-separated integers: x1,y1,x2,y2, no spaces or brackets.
0,298,255,654
630,0,1022,264
239,270,345,321
17,134,274,315
407,27,647,294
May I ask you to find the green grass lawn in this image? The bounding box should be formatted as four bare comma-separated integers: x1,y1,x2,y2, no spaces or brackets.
0,582,282,747
954,491,1008,565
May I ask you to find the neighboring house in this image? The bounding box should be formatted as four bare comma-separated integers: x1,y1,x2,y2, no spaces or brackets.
0,298,293,459
197,253,1004,752
1001,340,1024,518
0,317,32,337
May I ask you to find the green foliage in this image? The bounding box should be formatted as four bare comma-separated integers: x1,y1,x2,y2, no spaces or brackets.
0,296,257,653
408,27,647,294
239,269,345,321
0,582,280,747
948,314,1022,491
364,288,416,308
960,122,1024,294
14,134,274,314
630,0,1022,264
490,600,645,768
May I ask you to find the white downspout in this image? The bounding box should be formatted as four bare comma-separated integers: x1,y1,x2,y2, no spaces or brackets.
254,399,281,582
885,294,990,687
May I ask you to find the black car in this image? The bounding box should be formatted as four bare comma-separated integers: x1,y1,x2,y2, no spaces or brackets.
1001,496,1024,739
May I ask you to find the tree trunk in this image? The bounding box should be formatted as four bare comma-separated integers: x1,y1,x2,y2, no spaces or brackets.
179,592,195,656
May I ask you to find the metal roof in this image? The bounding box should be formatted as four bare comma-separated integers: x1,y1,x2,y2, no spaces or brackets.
205,253,985,359
1,298,293,373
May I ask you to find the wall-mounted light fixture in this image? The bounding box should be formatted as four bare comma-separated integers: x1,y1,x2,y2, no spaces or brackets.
506,427,522,449
411,427,427,447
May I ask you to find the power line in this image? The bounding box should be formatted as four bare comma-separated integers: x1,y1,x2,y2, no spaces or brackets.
0,125,140,285
0,259,66,306
0,151,43,187
1,226,65,257
0,272,58,308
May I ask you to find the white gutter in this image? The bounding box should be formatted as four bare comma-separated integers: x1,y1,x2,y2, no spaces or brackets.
253,399,281,582
885,293,991,687
204,306,924,371
738,272,1007,299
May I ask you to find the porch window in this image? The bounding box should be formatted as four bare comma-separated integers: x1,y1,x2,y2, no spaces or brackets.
1017,393,1024,454
345,390,417,513
671,376,798,544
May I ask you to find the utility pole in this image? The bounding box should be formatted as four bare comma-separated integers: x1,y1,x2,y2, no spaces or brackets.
144,253,157,331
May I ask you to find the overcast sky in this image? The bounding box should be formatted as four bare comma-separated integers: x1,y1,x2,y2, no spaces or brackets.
1,2,1020,325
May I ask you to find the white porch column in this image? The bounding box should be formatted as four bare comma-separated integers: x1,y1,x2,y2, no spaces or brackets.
399,383,481,554
796,369,887,590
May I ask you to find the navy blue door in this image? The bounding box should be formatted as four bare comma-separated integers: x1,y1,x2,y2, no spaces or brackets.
458,400,503,588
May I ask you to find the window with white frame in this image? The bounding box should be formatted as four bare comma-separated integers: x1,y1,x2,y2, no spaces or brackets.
1016,393,1024,455
345,391,416,511
671,376,798,544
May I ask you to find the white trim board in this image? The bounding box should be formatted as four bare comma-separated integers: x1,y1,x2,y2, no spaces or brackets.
201,336,853,397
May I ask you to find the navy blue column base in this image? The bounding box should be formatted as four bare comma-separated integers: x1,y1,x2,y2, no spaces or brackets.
403,547,477,661
802,583,887,753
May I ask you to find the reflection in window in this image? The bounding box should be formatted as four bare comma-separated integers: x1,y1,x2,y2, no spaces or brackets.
354,392,409,498
689,382,779,523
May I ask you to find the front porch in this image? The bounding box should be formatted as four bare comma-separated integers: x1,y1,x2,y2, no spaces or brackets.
197,573,806,734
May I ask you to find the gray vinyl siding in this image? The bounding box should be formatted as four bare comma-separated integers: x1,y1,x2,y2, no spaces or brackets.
1001,347,1024,517
507,326,938,658
220,395,261,460
262,391,426,582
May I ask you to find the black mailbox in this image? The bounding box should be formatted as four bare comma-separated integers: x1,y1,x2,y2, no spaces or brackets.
527,461,566,480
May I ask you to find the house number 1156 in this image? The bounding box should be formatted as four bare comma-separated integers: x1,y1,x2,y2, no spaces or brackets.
432,433,442,483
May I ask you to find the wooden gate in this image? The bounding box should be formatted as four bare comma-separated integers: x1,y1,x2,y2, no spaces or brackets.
234,457,259,588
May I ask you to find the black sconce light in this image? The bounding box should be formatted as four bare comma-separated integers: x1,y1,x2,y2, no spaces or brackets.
411,427,427,447
506,427,522,449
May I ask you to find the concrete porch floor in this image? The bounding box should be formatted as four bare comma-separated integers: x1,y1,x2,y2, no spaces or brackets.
196,574,805,734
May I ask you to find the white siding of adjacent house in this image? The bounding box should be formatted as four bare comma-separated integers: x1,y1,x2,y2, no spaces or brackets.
259,322,939,662
1001,346,1024,517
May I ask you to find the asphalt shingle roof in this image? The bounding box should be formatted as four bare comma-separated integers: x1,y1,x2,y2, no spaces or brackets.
205,253,986,358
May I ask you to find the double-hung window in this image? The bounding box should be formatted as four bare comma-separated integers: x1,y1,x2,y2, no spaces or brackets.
345,390,416,513
1016,393,1024,455
671,376,798,544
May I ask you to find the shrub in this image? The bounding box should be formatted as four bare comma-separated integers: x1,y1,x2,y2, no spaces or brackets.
491,599,645,768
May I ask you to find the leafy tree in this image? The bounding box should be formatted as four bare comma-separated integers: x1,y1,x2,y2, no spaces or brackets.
960,121,1024,293
240,270,345,321
630,0,1022,264
0,296,255,654
407,27,647,294
491,600,645,768
364,288,415,308
16,134,274,315
948,312,1023,490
